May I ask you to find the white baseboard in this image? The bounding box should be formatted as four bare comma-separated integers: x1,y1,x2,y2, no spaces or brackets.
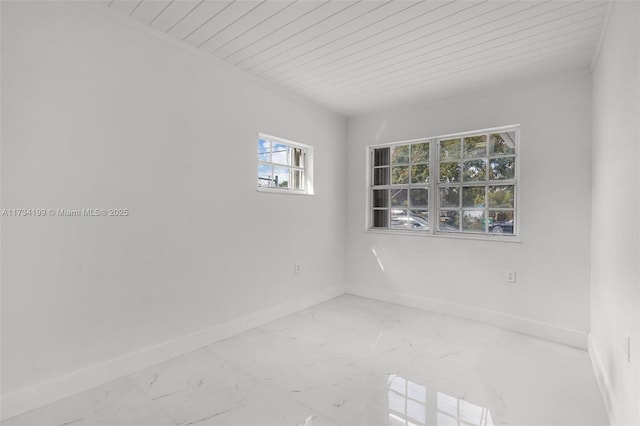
588,333,620,426
346,284,588,350
0,285,344,422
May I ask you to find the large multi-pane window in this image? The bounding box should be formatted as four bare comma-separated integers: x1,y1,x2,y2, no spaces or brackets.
369,126,518,237
258,134,312,194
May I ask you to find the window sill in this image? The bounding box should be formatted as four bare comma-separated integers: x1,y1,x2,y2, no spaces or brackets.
366,228,521,243
257,187,313,196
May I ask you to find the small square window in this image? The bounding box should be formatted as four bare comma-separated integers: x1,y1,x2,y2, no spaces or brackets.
258,134,313,194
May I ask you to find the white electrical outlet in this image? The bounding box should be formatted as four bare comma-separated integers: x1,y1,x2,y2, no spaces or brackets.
506,271,516,283
294,264,301,274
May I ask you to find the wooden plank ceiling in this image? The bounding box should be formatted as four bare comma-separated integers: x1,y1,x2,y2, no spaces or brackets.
101,0,609,117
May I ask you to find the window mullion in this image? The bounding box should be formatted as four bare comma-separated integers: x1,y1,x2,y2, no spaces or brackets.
458,156,462,233
431,139,437,234
432,140,436,232
484,135,489,233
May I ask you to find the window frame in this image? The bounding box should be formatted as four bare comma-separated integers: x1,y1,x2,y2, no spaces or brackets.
366,125,520,241
257,133,314,195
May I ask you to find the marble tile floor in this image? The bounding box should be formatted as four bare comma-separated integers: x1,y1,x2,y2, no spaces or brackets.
3,295,608,426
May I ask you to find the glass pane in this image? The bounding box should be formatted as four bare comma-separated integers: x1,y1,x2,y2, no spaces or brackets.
372,189,389,208
258,138,270,162
439,187,459,208
439,162,460,183
439,138,461,160
391,166,409,184
273,166,289,188
411,142,429,163
463,135,487,158
390,189,408,208
409,188,428,208
258,164,273,187
372,209,388,228
489,157,515,180
292,148,303,167
390,209,408,229
462,210,485,233
271,143,289,165
488,210,515,234
463,159,487,182
373,167,389,186
462,186,485,208
411,164,429,184
410,209,429,230
490,131,516,155
291,170,303,189
488,185,514,208
439,210,459,232
391,210,429,230
374,147,390,166
391,145,410,164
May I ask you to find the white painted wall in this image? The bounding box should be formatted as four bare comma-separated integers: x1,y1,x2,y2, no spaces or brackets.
0,0,346,411
590,1,640,424
346,69,593,347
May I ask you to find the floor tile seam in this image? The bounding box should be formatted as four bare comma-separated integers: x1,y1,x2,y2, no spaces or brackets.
200,345,297,388
127,373,184,426
279,387,345,426
127,362,265,425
